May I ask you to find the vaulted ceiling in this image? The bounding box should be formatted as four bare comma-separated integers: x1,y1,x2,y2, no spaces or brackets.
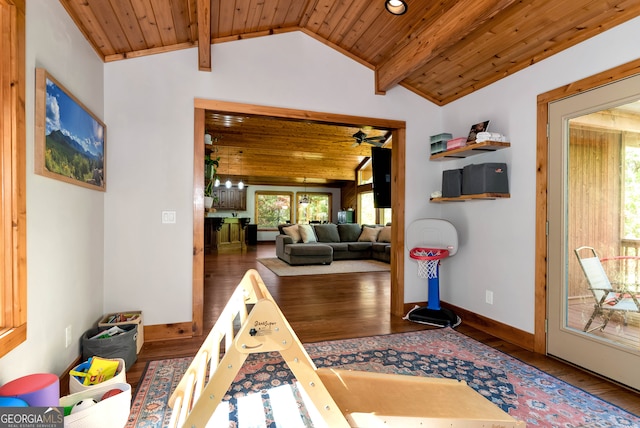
60,0,640,105
59,0,640,187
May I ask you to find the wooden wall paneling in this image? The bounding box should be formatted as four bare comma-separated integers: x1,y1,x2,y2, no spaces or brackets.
231,0,252,34
375,0,516,93
246,0,268,32
129,0,164,49
107,0,148,52
149,0,178,45
83,0,132,53
567,127,622,297
319,0,365,43
214,0,232,37
58,0,114,59
340,181,357,215
186,0,198,42
332,1,383,52
169,0,192,43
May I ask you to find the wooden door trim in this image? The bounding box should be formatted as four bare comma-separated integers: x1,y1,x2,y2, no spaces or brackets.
192,99,407,335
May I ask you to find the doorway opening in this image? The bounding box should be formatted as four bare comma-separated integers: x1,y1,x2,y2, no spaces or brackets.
191,99,407,336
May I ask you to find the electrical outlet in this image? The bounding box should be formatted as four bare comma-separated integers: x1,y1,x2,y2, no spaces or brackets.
485,290,494,305
65,325,72,348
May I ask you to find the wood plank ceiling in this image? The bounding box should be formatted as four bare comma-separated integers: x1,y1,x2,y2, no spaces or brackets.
60,0,640,187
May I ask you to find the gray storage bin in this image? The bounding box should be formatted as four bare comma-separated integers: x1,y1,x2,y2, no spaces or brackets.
462,163,509,195
442,169,463,197
81,324,137,370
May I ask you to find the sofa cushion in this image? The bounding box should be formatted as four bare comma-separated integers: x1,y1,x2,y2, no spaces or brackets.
377,226,392,243
298,224,317,243
285,243,332,256
337,223,362,242
348,242,373,252
358,226,381,242
282,224,301,243
277,223,292,234
325,242,349,252
314,224,340,243
372,242,389,252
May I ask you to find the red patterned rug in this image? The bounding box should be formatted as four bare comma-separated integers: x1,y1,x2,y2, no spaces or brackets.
126,328,640,427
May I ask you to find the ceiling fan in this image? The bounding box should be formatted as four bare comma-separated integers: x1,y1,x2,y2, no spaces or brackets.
347,130,388,147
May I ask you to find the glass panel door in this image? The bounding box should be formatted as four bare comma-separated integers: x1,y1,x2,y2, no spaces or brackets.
547,74,640,390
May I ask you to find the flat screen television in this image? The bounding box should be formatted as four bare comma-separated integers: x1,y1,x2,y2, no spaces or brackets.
371,147,392,208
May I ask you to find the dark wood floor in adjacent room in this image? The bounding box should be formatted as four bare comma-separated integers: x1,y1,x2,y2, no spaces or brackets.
127,243,640,416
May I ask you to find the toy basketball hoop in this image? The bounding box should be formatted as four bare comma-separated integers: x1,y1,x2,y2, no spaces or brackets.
405,219,461,328
410,247,449,280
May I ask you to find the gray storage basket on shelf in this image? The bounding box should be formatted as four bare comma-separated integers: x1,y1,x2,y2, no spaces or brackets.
81,324,138,370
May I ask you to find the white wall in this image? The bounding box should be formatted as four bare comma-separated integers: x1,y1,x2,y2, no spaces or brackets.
437,16,640,332
0,1,105,381
103,32,442,325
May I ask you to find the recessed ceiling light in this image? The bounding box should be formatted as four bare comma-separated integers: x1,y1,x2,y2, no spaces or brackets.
385,0,407,15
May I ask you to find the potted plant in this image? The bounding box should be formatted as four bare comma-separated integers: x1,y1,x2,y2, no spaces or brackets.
204,180,219,210
204,151,220,210
205,151,219,180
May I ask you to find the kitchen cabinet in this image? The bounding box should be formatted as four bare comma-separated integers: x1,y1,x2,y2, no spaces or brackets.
211,187,246,211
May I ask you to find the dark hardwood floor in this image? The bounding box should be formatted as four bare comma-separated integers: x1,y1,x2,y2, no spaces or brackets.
127,243,640,416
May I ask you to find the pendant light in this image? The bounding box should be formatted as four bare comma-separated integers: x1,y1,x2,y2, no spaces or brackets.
213,145,220,187
299,177,310,207
225,146,232,188
237,150,244,190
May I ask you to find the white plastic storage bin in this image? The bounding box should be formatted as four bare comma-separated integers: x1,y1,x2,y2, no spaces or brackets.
60,382,131,428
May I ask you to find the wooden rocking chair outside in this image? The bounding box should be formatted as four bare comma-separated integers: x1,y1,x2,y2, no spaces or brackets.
575,246,640,333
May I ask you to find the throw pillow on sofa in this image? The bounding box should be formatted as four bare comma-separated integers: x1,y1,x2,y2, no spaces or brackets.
282,224,301,243
298,224,317,243
314,224,340,242
358,226,381,242
377,225,392,243
337,223,362,242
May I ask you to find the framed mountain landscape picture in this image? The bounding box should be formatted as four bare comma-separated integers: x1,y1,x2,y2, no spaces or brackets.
35,68,106,191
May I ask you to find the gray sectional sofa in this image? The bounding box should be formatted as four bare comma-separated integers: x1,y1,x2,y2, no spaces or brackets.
275,223,391,266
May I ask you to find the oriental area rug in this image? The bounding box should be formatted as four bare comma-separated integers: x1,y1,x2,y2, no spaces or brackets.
257,257,390,277
126,328,640,427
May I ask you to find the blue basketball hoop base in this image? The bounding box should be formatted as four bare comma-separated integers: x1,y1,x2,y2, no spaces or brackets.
405,248,462,328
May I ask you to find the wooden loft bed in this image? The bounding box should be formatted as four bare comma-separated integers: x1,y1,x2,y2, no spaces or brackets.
167,269,525,427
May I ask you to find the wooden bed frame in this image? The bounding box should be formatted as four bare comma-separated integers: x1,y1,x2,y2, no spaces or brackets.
168,269,525,427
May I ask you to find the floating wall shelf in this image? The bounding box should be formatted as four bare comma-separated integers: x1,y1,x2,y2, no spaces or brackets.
430,141,510,161
430,193,511,202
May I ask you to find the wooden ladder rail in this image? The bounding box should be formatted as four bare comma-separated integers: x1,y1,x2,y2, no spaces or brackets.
167,269,350,428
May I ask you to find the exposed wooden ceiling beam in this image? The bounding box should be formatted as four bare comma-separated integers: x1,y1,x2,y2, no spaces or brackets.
375,0,516,93
197,0,211,71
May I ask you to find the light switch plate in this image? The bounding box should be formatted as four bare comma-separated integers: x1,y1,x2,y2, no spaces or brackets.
162,211,176,224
